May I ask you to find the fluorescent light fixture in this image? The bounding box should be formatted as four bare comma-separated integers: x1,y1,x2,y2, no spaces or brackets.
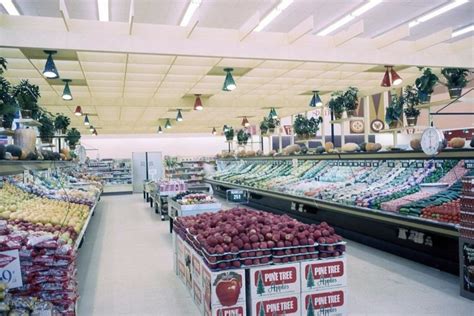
317,0,382,36
452,24,474,37
180,0,202,27
409,0,468,28
254,0,294,32
0,0,20,15
97,0,109,22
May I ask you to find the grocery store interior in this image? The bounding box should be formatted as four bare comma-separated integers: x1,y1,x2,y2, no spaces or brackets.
0,0,473,315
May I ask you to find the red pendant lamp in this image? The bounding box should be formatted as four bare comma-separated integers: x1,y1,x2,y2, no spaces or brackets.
74,106,82,116
241,116,250,127
390,67,403,86
380,66,391,87
194,94,203,111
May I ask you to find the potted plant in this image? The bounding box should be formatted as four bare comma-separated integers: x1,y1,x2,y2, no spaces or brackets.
13,79,41,119
0,57,6,75
342,87,359,117
54,114,71,134
260,116,280,135
385,94,404,129
415,67,438,103
440,68,471,99
293,114,323,140
0,77,18,130
328,91,344,119
38,111,55,143
237,129,250,145
224,126,234,142
403,86,420,127
66,128,81,149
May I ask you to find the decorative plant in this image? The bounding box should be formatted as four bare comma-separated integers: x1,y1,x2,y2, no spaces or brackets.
440,68,471,99
0,76,18,129
13,79,41,119
404,106,420,118
0,57,6,75
293,114,323,139
237,129,250,145
54,114,71,133
385,94,404,128
224,126,234,141
259,116,280,135
66,128,81,149
342,86,359,114
328,91,344,119
38,111,55,143
415,67,438,103
403,86,420,126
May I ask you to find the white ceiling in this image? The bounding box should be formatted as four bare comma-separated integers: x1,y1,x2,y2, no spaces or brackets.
1,0,473,134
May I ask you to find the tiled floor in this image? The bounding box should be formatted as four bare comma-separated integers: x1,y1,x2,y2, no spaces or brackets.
77,194,474,316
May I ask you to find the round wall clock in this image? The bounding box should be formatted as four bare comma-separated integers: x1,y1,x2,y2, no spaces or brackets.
350,120,364,134
370,119,384,133
421,127,446,156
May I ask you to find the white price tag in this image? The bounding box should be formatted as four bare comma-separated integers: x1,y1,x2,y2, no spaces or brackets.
0,250,22,289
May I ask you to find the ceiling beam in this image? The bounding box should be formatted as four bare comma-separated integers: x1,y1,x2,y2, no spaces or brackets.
128,0,134,35
415,27,452,51
333,20,364,47
0,15,472,68
374,24,410,49
288,16,313,44
59,0,70,32
239,12,260,41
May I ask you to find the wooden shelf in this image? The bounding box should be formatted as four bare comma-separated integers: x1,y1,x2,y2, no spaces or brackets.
0,160,75,176
414,99,460,110
18,118,42,127
379,126,428,133
0,129,14,136
329,116,364,124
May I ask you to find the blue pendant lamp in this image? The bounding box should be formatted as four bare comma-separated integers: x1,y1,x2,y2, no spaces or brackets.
309,90,322,107
269,108,278,119
62,79,73,101
176,109,183,122
222,68,236,91
43,50,59,79
165,119,172,129
83,114,90,126
158,126,163,134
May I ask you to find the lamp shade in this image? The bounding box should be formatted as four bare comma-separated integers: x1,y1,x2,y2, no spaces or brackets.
222,68,236,91
242,116,250,127
74,106,82,116
380,68,391,87
165,119,172,129
62,79,72,101
309,91,322,107
89,125,94,132
158,126,163,134
176,109,183,122
390,68,403,86
269,108,278,119
223,125,229,132
212,127,216,135
194,94,203,111
43,50,59,79
84,114,90,126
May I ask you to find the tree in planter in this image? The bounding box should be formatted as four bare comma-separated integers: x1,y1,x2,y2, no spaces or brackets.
293,114,323,140
0,57,7,74
342,86,359,117
385,94,404,129
0,76,18,129
12,79,41,119
66,128,81,149
259,116,280,135
38,111,55,143
54,114,71,134
403,85,420,127
440,68,471,99
328,91,344,119
237,129,250,145
415,67,438,103
224,126,234,142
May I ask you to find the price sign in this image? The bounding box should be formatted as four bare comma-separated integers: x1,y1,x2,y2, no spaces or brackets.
226,189,249,204
435,162,443,168
366,162,372,167
373,162,379,167
387,161,395,168
0,250,22,289
416,161,424,168
402,162,409,168
360,161,366,167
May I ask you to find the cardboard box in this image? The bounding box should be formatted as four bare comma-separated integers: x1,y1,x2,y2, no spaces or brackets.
176,234,186,262
301,288,346,316
208,304,246,316
184,242,193,292
193,279,204,314
301,257,346,292
249,263,300,298
252,294,301,316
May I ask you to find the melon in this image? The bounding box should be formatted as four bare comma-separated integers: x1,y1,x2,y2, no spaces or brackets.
450,137,465,148
341,143,360,152
410,138,422,151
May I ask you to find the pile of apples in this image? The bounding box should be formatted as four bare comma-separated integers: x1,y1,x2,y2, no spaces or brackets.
175,208,345,270
0,183,90,233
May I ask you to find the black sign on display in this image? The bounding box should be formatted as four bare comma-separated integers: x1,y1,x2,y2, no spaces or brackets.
226,189,249,203
373,162,379,167
387,162,395,168
461,241,474,295
402,162,410,168
416,162,424,168
360,161,366,167
465,160,474,169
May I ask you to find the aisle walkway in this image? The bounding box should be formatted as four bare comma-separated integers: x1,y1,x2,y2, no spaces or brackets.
78,194,473,316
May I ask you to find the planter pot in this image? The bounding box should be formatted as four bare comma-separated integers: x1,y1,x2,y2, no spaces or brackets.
13,128,37,155
448,87,462,99
268,128,275,134
296,134,311,140
69,144,77,150
57,128,67,135
225,137,233,142
334,112,344,120
1,115,13,129
406,116,418,127
260,129,268,136
20,110,32,119
418,92,431,104
388,121,399,129
346,110,357,117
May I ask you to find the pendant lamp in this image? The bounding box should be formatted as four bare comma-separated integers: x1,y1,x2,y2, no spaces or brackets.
62,79,73,101
74,106,82,116
194,94,203,111
43,50,59,79
309,91,322,107
222,68,236,91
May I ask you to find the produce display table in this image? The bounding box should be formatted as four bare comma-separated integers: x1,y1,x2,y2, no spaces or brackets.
153,190,183,220
168,198,221,233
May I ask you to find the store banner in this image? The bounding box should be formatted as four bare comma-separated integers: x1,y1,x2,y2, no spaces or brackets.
0,249,22,289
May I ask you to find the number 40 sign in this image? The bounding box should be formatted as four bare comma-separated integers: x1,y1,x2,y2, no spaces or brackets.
0,250,23,289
